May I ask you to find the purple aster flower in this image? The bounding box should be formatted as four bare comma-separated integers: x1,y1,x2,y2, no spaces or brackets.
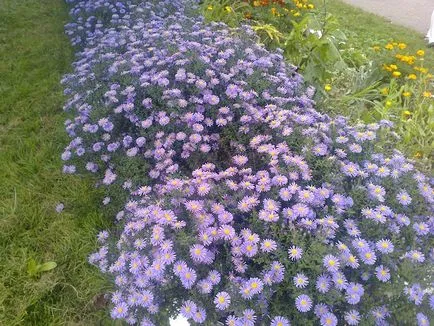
416,312,430,326
214,291,231,310
413,222,429,236
332,272,348,290
344,310,361,325
313,143,327,156
261,239,277,252
111,302,128,319
225,84,239,98
314,303,329,317
367,184,385,202
197,279,213,294
180,300,197,319
293,273,309,288
360,250,376,265
397,190,412,206
180,268,197,289
270,316,290,326
204,93,220,105
405,250,425,263
320,312,337,326
375,239,394,254
375,265,391,282
193,307,206,324
242,309,256,324
429,294,434,310
55,203,64,213
219,225,236,240
295,294,313,312
208,270,221,285
405,283,425,305
371,306,390,321
316,274,331,293
288,245,303,261
323,254,340,273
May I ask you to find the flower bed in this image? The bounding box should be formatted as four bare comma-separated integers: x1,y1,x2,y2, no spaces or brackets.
62,0,433,325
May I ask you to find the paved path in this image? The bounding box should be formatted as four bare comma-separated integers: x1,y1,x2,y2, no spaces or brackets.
340,0,433,34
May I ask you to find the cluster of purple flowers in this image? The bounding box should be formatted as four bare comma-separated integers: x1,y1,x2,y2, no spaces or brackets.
62,0,433,325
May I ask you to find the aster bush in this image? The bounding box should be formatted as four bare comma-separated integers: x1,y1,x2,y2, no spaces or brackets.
62,0,433,325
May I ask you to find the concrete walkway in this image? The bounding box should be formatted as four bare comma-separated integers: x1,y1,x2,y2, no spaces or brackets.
340,0,433,35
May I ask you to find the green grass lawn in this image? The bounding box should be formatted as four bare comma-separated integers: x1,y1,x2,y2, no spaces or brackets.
0,0,116,324
320,0,434,70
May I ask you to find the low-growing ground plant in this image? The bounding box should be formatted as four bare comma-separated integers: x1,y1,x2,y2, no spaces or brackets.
200,0,434,166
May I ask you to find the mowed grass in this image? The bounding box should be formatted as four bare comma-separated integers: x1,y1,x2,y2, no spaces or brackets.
0,0,117,324
319,0,434,70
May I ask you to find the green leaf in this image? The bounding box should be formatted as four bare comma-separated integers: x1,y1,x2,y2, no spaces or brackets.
37,261,57,273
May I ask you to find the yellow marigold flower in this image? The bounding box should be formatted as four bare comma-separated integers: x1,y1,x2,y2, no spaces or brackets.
402,91,411,97
392,71,401,78
253,0,260,6
414,151,423,159
385,100,393,107
207,5,213,10
385,43,394,50
225,6,232,12
395,54,402,59
398,43,407,49
420,68,428,74
308,4,314,9
381,87,389,95
383,65,392,72
324,84,332,92
408,74,417,80
402,110,412,118
293,11,301,17
423,91,432,98
402,55,415,65
416,50,425,56
373,45,380,51
390,64,398,70
271,7,277,15
392,42,398,46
